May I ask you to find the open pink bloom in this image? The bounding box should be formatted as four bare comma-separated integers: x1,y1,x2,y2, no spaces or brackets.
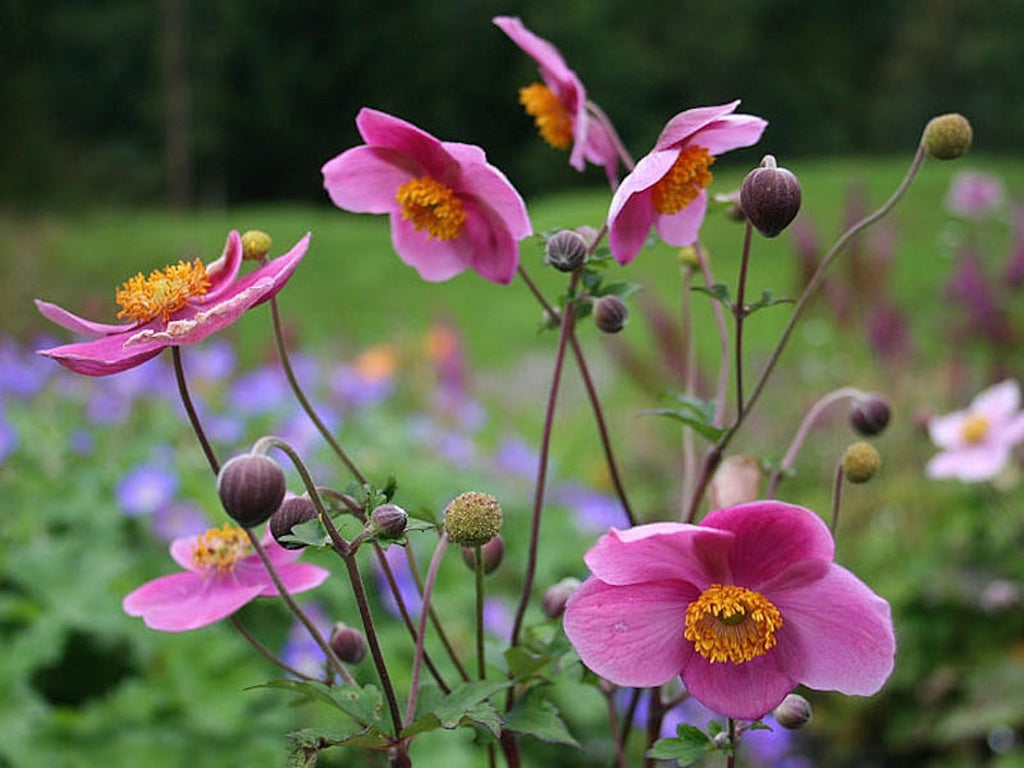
493,16,619,183
945,170,1005,219
607,102,767,265
123,523,328,632
322,108,532,285
927,379,1024,481
563,501,894,720
36,231,309,376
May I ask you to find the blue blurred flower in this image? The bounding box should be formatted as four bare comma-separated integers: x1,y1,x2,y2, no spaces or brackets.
229,366,290,415
483,597,514,639
0,338,51,399
187,338,236,383
0,411,17,464
553,483,629,532
375,544,421,620
330,345,396,409
150,501,209,542
281,602,334,680
68,428,94,454
117,463,179,517
493,435,537,480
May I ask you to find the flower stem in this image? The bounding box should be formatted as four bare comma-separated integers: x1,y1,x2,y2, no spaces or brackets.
602,688,628,768
726,718,737,768
585,99,635,173
618,687,642,754
404,533,449,728
171,346,220,475
404,544,472,682
733,222,754,414
474,544,486,681
695,242,731,428
830,460,845,535
680,262,698,518
229,615,321,683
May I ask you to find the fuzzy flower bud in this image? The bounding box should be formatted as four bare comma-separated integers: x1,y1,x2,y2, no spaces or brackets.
678,245,700,270
217,453,287,528
329,622,367,665
241,230,273,261
369,503,408,539
842,441,881,483
542,577,581,619
850,394,892,437
443,491,502,547
461,534,505,575
774,693,812,730
270,495,318,549
922,113,973,160
740,155,802,238
545,230,588,273
594,295,629,334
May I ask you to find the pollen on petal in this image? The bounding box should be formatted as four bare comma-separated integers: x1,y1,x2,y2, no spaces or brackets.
651,146,716,215
395,177,467,241
683,583,782,664
115,258,211,324
519,83,573,150
191,523,252,574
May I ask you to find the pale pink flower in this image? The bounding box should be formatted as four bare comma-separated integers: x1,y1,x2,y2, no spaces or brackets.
945,170,1006,219
493,16,619,183
927,380,1024,481
36,231,309,376
563,501,894,720
123,523,328,632
322,108,532,285
607,101,767,265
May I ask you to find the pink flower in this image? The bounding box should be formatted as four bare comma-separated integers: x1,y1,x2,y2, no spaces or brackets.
945,170,1005,219
36,231,309,377
607,102,767,265
322,108,532,285
493,16,619,182
563,501,894,720
927,380,1024,481
123,523,328,632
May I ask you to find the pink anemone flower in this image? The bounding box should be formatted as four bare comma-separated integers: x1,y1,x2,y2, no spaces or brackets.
322,108,532,285
607,101,767,265
35,231,309,377
123,523,329,632
927,379,1024,481
563,501,895,720
493,16,619,184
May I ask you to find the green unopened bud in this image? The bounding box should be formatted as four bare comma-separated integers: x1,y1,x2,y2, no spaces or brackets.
461,534,505,575
329,622,367,665
922,113,972,160
594,295,629,334
369,503,408,539
678,245,700,270
740,155,802,238
241,230,273,261
270,495,318,549
842,441,881,483
217,453,287,527
443,491,502,547
542,577,581,619
545,230,588,272
774,693,812,730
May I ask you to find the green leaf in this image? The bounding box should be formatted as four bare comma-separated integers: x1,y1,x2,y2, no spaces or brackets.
637,409,726,441
743,289,795,317
286,724,388,754
595,280,642,300
401,679,511,738
647,724,713,764
279,517,328,548
252,680,385,732
504,685,580,747
691,282,732,308
505,647,555,681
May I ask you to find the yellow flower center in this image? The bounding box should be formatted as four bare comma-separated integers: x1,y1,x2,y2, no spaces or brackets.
684,584,783,664
961,413,990,444
115,258,211,324
191,524,252,574
519,83,573,150
395,177,467,241
651,146,716,215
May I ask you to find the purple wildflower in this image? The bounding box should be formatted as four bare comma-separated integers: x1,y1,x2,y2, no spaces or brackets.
281,602,334,680
118,463,180,517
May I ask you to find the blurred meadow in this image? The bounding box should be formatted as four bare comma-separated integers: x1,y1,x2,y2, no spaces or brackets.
4,2,1024,767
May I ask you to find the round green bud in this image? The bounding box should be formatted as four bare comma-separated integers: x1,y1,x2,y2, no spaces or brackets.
678,245,700,270
241,230,273,261
922,113,972,160
443,491,502,547
842,441,881,483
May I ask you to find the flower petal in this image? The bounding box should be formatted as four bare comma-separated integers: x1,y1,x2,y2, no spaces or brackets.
255,561,330,597
355,108,453,181
462,200,521,285
34,299,135,338
681,649,798,720
993,412,1024,446
322,145,417,214
654,190,709,247
389,212,472,282
926,444,1008,481
971,379,1020,421
37,334,165,377
204,231,244,300
455,155,533,242
686,114,768,157
583,523,734,587
655,102,741,150
122,572,263,632
928,410,967,449
563,576,697,687
607,189,656,266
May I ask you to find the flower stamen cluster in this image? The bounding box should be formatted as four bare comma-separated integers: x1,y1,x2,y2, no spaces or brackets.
395,176,467,241
651,146,715,215
960,413,990,444
519,83,573,149
115,259,211,323
191,523,252,574
683,583,782,664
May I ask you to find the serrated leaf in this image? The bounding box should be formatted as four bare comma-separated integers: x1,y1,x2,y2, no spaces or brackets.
745,719,772,731
595,280,643,300
505,647,554,681
280,517,328,548
253,680,385,731
504,685,580,747
647,724,713,763
743,289,795,317
401,680,511,738
637,409,727,441
287,724,386,753
581,267,604,292
691,283,732,307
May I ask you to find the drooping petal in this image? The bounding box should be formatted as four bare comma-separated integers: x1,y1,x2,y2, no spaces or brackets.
699,502,835,588
122,572,264,632
583,523,734,588
768,563,895,696
492,16,577,91
654,191,709,247
204,231,244,300
33,299,135,338
655,102,741,150
971,380,1021,422
37,334,166,377
684,114,768,157
681,648,798,720
564,576,697,687
322,145,418,214
607,189,656,266
355,108,453,181
390,212,473,282
463,200,520,285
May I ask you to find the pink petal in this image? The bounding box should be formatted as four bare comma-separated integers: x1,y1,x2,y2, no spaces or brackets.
926,445,1008,481
170,534,200,571
204,231,244,300
993,412,1024,446
607,188,656,266
654,191,709,247
768,563,895,696
563,576,697,687
686,114,768,157
355,108,453,180
463,201,521,285
37,335,165,377
322,145,418,214
455,156,533,242
34,299,135,338
699,502,835,588
971,379,1021,421
123,572,264,632
389,212,473,282
583,523,734,588
928,410,967,449
492,16,577,96
255,561,330,597
681,649,798,720
655,102,741,150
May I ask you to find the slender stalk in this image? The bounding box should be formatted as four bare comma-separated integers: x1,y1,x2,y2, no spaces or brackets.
230,615,321,683
830,460,845,535
680,262,698,518
726,718,737,768
474,544,487,681
643,688,665,768
618,687,642,753
404,544,472,682
733,222,755,414
694,243,731,428
268,294,367,484
603,689,628,768
171,346,220,475
585,100,636,173
404,534,449,727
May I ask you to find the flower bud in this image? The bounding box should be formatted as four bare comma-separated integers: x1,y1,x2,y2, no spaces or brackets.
774,693,812,730
443,491,502,547
850,395,891,436
542,577,581,619
842,441,881,483
740,155,802,238
369,503,408,539
329,622,367,665
709,454,762,511
922,113,972,160
678,245,700,270
461,534,505,575
594,295,629,334
241,230,273,261
217,453,287,527
270,495,318,549
545,230,588,272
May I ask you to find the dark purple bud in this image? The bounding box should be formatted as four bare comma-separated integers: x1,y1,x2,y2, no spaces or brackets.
330,622,367,665
850,395,892,436
461,534,505,575
740,155,802,238
545,230,588,272
217,453,287,528
370,503,409,539
594,295,629,334
270,495,318,549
